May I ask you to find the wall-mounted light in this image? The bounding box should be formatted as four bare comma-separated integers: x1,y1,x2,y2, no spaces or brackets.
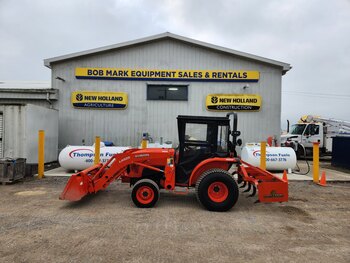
56,76,66,82
243,84,249,90
168,87,179,91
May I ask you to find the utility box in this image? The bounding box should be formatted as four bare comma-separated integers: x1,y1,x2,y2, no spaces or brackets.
0,104,59,176
0,158,26,184
332,136,350,170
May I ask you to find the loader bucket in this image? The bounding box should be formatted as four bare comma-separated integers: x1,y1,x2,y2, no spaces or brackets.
59,173,90,201
60,164,103,201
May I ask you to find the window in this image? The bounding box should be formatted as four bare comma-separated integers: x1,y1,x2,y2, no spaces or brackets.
217,125,228,153
147,85,188,101
185,123,207,142
314,125,319,135
304,124,319,136
290,124,306,135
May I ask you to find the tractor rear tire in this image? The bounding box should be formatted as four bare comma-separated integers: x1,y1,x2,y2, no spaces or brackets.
131,179,160,208
195,169,239,212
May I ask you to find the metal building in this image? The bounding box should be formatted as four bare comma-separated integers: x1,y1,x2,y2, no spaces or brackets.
44,33,291,150
0,81,59,164
0,104,58,162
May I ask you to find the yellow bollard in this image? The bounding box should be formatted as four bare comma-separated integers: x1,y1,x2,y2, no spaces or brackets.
313,142,320,183
260,141,266,170
38,130,45,179
94,136,101,165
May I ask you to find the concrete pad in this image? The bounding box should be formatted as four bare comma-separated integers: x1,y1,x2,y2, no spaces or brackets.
274,172,312,181
320,167,350,181
274,168,350,181
42,167,72,177
292,161,350,181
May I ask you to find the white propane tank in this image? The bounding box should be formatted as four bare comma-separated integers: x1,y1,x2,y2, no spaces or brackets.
241,143,297,171
59,143,130,170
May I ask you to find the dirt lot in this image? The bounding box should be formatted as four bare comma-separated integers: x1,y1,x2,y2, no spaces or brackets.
1,177,349,263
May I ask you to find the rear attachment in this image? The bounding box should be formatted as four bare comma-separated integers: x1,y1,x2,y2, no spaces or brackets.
237,160,288,203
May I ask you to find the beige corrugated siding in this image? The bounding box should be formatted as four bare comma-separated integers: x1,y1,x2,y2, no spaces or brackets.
51,38,284,149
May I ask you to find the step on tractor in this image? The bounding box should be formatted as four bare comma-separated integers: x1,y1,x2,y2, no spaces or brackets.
60,113,288,211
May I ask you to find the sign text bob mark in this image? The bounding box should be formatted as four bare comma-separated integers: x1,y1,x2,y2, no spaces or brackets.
75,68,260,82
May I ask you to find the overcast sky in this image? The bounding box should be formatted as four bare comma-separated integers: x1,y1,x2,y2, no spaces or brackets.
1,0,349,127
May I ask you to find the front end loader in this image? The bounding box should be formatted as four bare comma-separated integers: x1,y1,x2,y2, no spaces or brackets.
60,113,288,211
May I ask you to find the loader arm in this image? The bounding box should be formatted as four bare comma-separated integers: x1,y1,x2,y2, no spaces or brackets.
60,148,174,201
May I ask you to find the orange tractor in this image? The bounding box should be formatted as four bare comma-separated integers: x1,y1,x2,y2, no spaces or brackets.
60,113,288,211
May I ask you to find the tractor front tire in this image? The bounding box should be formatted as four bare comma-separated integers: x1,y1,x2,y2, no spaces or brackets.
195,169,239,212
131,179,160,208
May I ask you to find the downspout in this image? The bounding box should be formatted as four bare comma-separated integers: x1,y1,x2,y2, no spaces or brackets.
46,92,53,109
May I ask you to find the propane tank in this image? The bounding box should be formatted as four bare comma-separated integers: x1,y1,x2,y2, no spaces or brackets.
241,143,297,171
59,143,130,170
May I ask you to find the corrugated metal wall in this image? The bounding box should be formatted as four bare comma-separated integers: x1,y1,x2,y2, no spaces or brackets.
0,104,59,163
51,39,283,150
24,104,59,163
0,105,26,158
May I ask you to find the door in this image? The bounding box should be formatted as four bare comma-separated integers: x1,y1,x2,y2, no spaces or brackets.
302,124,322,148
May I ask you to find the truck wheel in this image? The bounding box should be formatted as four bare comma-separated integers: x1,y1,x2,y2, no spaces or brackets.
131,179,160,208
195,169,239,212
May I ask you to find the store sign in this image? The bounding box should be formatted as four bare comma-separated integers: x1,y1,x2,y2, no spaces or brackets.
71,91,128,109
206,94,262,111
75,68,259,82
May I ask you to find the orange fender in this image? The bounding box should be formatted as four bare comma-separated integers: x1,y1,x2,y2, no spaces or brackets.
188,157,239,186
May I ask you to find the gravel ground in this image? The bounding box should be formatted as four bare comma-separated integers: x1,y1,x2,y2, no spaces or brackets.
0,177,349,263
